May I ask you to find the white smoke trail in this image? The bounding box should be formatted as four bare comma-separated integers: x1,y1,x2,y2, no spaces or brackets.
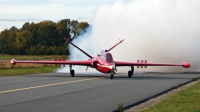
57,0,200,73
57,26,99,73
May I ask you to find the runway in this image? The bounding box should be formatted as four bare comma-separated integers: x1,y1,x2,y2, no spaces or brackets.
0,72,199,112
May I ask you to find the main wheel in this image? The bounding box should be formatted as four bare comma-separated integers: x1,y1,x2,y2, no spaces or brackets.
128,71,133,78
70,70,75,77
110,73,114,79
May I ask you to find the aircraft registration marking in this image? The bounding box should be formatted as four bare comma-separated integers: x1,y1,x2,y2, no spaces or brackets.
0,74,125,94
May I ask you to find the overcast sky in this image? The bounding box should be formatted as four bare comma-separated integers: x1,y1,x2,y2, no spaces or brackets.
0,0,132,32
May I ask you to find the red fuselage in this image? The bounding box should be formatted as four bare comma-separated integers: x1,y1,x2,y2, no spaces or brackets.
90,51,115,73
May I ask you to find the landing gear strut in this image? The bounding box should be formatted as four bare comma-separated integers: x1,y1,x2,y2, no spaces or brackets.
128,66,134,78
69,65,75,77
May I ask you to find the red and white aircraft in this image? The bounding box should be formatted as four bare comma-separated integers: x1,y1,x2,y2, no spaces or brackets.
11,39,190,79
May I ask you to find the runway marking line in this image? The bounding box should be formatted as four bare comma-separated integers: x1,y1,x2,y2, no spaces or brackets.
0,74,125,94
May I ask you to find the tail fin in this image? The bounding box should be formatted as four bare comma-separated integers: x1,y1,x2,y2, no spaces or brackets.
105,39,124,52
64,38,93,59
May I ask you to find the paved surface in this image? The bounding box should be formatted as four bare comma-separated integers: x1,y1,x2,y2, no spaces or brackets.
0,72,199,112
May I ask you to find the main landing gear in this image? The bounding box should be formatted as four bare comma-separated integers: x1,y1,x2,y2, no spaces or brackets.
128,66,134,78
69,65,75,77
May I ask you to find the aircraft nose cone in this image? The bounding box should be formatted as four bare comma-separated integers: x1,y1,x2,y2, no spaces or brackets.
182,62,190,68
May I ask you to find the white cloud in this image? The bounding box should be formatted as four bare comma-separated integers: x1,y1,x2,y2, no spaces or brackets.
0,0,134,32
0,18,42,22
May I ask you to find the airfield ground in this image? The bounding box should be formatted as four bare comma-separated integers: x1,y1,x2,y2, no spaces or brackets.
0,72,199,112
127,78,200,112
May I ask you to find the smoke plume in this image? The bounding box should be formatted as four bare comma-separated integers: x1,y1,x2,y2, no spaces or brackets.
57,0,200,73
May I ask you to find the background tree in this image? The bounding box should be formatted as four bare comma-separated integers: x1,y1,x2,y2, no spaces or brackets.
77,22,89,35
13,30,33,54
0,18,89,55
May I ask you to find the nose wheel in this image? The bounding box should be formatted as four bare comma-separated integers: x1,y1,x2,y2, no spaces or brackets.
110,65,117,79
110,73,114,79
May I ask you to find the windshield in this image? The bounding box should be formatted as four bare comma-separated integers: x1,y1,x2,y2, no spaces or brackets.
106,53,113,63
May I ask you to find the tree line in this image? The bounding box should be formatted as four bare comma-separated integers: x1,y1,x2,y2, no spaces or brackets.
0,19,89,55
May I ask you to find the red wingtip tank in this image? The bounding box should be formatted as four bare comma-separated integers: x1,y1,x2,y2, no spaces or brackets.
182,62,190,68
11,59,16,65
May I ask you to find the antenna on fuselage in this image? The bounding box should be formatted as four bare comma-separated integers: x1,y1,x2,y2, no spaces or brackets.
105,39,124,52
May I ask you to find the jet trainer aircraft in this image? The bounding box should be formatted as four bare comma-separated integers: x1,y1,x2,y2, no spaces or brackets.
11,39,190,79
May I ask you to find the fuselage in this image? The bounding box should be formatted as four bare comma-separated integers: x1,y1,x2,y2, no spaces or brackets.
90,50,115,73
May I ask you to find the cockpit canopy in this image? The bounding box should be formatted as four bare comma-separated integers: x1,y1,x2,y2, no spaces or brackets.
99,50,113,63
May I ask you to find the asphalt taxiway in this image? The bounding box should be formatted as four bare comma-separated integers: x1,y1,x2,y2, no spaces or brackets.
0,72,199,112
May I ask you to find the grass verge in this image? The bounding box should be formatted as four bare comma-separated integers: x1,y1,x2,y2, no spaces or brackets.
140,81,200,112
0,66,59,76
0,54,68,60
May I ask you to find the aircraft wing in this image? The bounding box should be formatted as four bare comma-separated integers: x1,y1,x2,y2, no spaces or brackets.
115,61,190,68
11,59,92,66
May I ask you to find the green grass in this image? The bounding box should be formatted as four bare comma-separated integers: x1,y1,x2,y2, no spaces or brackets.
0,54,68,60
0,66,59,76
140,81,200,112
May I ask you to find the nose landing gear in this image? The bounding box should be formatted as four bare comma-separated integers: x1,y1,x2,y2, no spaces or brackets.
110,73,114,79
110,65,116,79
